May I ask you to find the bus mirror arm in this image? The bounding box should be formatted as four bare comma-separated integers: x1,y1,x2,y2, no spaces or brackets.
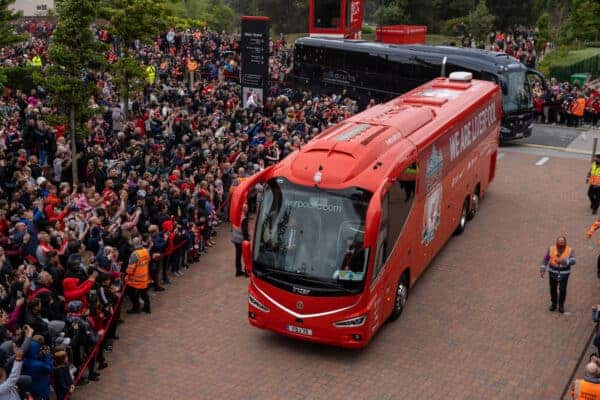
242,240,253,275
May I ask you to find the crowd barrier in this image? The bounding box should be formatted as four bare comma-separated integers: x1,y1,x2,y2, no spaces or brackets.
65,283,127,399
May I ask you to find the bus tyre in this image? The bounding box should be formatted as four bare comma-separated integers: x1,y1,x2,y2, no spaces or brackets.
454,199,469,235
389,275,409,322
467,192,479,221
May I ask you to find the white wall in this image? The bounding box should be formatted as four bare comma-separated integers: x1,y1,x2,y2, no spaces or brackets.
10,0,55,16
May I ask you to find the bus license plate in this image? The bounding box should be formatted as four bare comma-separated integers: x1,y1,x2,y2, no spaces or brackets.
286,325,312,336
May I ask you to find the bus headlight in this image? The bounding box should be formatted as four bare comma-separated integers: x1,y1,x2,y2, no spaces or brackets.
248,294,270,313
333,315,367,328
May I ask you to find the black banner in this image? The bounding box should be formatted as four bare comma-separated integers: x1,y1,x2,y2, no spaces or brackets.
241,16,270,108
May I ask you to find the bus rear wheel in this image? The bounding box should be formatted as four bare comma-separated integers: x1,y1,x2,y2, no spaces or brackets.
467,191,479,221
389,274,409,322
454,199,469,235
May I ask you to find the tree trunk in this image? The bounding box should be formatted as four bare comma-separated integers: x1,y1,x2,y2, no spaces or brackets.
70,106,78,185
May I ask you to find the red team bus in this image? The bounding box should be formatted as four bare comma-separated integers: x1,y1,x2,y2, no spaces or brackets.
230,72,502,348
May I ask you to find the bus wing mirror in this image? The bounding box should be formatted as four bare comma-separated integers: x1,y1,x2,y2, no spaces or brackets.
229,166,273,229
363,179,391,248
242,240,253,275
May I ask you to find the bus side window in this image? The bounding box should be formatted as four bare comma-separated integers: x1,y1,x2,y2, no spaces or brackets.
386,163,417,257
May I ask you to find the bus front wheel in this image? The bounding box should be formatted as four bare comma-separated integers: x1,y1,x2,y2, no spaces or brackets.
389,274,409,322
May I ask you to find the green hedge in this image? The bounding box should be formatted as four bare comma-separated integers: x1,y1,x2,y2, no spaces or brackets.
441,16,469,37
538,47,600,82
362,25,374,34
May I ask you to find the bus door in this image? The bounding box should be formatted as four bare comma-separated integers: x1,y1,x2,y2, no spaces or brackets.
369,156,417,325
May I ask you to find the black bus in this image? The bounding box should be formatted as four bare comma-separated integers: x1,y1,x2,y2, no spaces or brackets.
292,37,544,141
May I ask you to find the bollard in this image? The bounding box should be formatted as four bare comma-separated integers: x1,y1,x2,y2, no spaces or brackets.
593,138,598,161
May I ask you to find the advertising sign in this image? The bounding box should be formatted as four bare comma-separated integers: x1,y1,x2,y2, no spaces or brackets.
241,16,270,108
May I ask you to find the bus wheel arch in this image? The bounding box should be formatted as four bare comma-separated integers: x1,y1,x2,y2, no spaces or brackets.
389,269,410,322
467,184,481,221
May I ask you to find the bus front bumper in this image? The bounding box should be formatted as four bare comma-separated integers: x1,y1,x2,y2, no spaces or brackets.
247,291,371,349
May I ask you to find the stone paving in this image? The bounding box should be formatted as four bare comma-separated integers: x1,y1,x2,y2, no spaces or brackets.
76,151,599,400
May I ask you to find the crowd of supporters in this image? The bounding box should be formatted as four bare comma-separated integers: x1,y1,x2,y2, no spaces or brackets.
0,16,598,399
0,19,360,399
458,27,542,68
532,78,600,128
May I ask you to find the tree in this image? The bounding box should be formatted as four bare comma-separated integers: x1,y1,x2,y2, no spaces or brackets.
253,0,308,33
373,0,408,26
0,0,25,48
468,0,494,43
43,0,105,184
561,0,600,43
170,0,235,32
536,12,551,50
209,0,235,32
101,0,171,116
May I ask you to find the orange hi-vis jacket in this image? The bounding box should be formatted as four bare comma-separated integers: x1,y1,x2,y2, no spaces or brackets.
589,162,600,186
572,98,586,117
588,221,600,244
126,248,150,289
549,245,573,268
573,378,600,399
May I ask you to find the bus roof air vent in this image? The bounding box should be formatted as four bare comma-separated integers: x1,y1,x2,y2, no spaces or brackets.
449,71,472,82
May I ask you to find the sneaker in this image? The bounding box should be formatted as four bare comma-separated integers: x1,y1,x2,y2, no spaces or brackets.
143,309,151,314
559,305,564,313
126,309,141,314
99,362,108,370
162,279,172,285
88,373,100,381
154,286,165,292
549,304,557,312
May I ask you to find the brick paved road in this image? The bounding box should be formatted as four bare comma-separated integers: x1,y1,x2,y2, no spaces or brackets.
77,151,599,400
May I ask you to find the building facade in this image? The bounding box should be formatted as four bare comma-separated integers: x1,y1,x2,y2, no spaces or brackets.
11,0,55,16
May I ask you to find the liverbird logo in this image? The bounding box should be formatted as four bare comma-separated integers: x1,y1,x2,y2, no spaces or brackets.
425,145,443,182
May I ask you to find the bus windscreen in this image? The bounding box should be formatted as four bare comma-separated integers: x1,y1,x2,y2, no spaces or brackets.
501,70,533,113
253,177,371,292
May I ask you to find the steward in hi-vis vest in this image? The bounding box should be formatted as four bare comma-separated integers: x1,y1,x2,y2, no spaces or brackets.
587,221,600,278
588,154,600,214
125,237,151,314
572,361,600,400
540,236,576,313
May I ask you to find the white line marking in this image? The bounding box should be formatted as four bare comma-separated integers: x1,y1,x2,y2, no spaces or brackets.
535,157,549,166
498,152,505,159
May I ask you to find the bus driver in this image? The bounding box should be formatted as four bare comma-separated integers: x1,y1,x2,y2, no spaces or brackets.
333,233,365,281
